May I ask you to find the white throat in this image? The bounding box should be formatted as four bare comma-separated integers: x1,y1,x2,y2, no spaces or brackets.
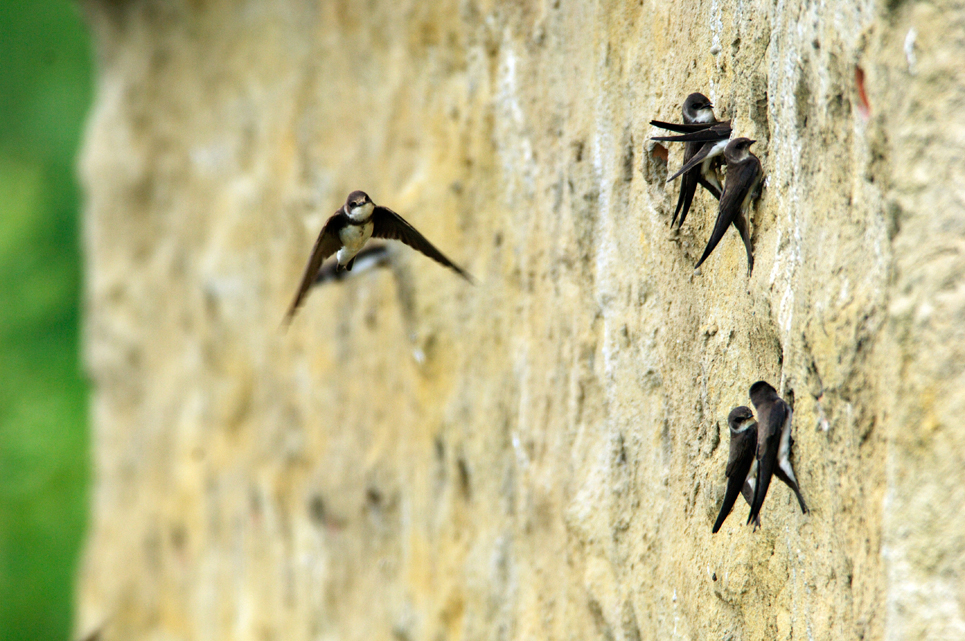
693,109,715,123
346,202,375,222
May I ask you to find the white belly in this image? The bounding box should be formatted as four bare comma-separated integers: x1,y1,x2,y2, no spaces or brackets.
337,221,374,265
704,138,729,161
777,409,799,483
741,171,763,212
700,140,728,191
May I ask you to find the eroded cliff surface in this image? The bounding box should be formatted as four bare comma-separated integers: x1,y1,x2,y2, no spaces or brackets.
77,0,965,639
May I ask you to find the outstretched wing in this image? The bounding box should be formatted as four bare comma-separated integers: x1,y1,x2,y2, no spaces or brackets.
282,212,346,326
371,206,474,283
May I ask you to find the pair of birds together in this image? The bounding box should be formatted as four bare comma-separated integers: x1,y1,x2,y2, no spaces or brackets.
650,92,763,275
713,381,808,533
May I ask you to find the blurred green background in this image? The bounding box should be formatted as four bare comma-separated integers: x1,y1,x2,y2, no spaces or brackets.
0,2,92,640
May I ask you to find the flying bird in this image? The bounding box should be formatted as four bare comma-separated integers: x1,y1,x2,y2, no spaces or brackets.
746,381,809,528
650,93,731,228
284,191,472,324
712,406,761,533
694,138,761,275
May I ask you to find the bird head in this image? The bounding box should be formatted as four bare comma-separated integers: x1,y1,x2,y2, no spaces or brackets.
727,405,757,432
683,92,716,123
748,380,777,405
724,137,756,162
345,190,375,221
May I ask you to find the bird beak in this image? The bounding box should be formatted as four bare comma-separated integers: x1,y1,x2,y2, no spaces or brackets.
749,139,757,145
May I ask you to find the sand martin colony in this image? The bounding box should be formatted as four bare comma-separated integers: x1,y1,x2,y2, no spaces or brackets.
283,90,810,540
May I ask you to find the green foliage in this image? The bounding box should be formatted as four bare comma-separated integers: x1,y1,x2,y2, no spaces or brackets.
0,2,92,640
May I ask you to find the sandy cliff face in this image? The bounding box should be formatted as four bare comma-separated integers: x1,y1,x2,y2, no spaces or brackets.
76,0,965,639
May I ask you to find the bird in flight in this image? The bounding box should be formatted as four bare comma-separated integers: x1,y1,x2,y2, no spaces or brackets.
283,191,472,325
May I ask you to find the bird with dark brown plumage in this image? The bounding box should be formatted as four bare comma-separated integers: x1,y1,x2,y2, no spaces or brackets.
283,191,473,326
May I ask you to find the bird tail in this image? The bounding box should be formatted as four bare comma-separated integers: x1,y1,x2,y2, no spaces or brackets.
747,453,774,527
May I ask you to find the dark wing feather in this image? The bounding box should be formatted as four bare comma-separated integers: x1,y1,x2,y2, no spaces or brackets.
651,121,732,143
774,465,809,514
731,209,754,275
371,206,474,283
712,485,742,533
741,460,761,528
695,157,760,270
282,213,346,325
670,139,700,227
747,444,775,526
649,119,719,133
773,404,809,514
725,428,756,478
672,168,699,228
667,143,715,183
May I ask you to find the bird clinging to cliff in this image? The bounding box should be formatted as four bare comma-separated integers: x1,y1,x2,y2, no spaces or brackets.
650,93,732,228
712,406,761,533
694,138,761,276
283,191,473,325
746,381,808,529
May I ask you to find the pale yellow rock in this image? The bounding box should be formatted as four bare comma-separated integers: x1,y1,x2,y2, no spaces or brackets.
75,0,965,640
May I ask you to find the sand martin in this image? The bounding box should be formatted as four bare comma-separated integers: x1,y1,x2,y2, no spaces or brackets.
650,93,731,228
712,406,761,533
284,191,472,324
746,381,809,528
694,138,761,275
